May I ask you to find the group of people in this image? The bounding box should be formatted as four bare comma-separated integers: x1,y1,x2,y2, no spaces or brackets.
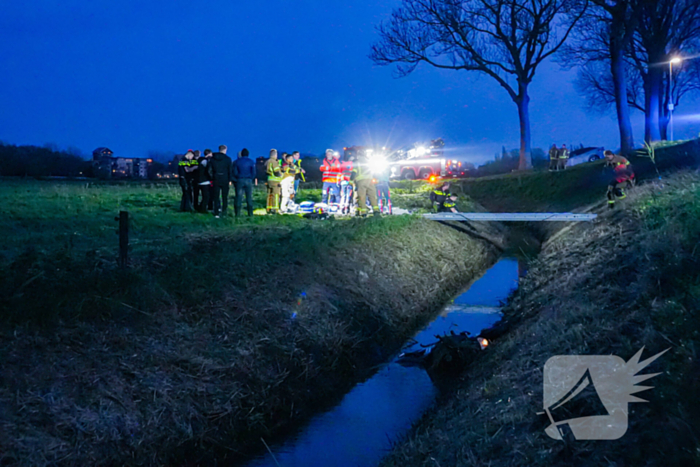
262,150,306,214
548,144,570,171
177,145,256,218
178,146,395,218
263,148,393,216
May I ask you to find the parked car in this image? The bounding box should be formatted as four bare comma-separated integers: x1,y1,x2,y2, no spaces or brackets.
567,147,604,167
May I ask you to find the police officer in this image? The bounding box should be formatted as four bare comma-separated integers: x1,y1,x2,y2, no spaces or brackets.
178,150,196,212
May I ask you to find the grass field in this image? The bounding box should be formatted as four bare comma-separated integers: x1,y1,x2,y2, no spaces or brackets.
0,178,502,465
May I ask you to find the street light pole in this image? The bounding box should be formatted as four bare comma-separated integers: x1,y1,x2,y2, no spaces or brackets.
668,57,682,141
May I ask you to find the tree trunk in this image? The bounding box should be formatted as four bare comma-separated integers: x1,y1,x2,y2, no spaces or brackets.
644,46,664,143
515,81,533,171
609,38,635,153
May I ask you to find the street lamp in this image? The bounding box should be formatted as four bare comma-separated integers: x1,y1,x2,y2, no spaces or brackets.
668,57,683,141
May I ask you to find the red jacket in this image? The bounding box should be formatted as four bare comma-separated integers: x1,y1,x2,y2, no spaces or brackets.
340,161,354,182
320,157,343,183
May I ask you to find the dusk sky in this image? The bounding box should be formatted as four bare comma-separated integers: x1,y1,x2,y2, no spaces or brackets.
2,0,699,165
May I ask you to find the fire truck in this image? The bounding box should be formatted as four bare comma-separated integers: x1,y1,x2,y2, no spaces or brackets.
343,139,462,180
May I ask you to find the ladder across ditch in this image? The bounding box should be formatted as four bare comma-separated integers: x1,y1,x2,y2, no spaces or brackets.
423,213,597,222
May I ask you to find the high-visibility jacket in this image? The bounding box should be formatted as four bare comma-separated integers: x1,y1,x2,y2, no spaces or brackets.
281,163,299,181
558,148,569,159
549,147,558,160
341,161,354,182
320,157,343,183
352,163,373,182
608,155,634,183
266,158,282,182
294,158,305,181
430,189,448,206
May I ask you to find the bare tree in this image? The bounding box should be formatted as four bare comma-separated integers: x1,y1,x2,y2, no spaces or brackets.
370,0,586,171
562,0,640,153
574,61,644,114
630,0,700,141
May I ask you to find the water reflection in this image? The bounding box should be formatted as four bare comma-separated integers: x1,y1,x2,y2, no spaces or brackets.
243,258,520,467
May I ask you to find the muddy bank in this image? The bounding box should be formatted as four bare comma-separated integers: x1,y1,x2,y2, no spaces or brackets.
380,172,700,466
0,216,503,466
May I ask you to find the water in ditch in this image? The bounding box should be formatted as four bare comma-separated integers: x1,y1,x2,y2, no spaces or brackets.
244,258,523,467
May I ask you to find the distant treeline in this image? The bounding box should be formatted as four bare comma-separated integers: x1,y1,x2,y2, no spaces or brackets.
0,143,91,178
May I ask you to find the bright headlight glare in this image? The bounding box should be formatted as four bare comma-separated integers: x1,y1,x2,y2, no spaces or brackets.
367,158,388,174
417,147,427,156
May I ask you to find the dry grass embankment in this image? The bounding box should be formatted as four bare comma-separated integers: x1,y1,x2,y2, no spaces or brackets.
456,138,700,213
381,171,700,466
0,180,503,466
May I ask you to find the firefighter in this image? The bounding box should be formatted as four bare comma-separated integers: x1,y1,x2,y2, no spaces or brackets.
558,144,569,170
549,144,559,172
319,149,343,204
280,153,299,213
265,149,283,214
178,150,196,212
439,194,459,213
604,150,635,209
352,154,380,217
430,182,451,212
292,151,305,193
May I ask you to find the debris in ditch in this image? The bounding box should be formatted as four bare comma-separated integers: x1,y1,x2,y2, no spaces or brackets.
396,331,486,378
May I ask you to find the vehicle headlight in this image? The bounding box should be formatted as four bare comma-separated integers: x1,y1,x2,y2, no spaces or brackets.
368,158,389,174
417,146,427,156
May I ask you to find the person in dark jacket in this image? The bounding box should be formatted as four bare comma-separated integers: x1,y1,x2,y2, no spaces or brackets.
429,182,451,212
178,150,196,212
196,149,213,213
191,150,202,209
232,148,257,217
210,145,233,218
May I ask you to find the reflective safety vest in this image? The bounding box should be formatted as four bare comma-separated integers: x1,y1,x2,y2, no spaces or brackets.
282,163,299,180
266,159,282,182
294,158,305,181
341,161,354,182
353,163,373,182
444,200,456,209
558,149,569,159
320,158,343,183
178,159,198,167
609,155,634,182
